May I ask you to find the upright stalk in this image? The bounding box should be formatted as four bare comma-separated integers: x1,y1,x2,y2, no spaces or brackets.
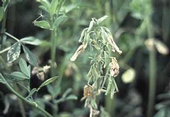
50,28,56,76
147,17,156,117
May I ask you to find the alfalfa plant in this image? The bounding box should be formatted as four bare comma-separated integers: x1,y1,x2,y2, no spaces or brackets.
33,0,68,76
70,15,122,117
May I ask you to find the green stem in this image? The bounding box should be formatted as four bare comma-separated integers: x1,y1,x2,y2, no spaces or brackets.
5,32,20,42
105,94,115,116
14,84,26,117
0,5,7,49
0,56,8,70
2,80,53,117
0,47,10,54
50,29,56,76
147,17,156,117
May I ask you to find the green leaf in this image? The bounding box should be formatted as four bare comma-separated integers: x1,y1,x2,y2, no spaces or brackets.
11,71,29,80
38,0,51,12
53,15,67,30
38,76,59,91
22,45,38,66
65,95,77,100
0,7,4,22
51,0,58,15
33,20,51,30
7,42,21,63
26,88,37,99
0,73,6,84
39,5,48,12
19,58,30,77
47,85,61,98
64,4,78,13
62,88,72,99
154,109,165,117
20,37,42,45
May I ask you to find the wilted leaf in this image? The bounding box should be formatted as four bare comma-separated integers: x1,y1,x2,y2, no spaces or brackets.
7,42,21,63
97,15,108,24
11,71,29,80
21,37,42,45
33,20,51,30
38,76,59,91
22,45,38,66
53,15,67,30
0,7,4,22
122,68,136,83
19,58,30,77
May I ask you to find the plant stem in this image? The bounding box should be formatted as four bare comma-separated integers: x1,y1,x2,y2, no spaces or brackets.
2,79,53,117
5,32,20,42
0,47,10,54
0,5,7,49
105,94,115,116
0,56,8,70
146,17,156,117
50,29,56,76
14,84,26,117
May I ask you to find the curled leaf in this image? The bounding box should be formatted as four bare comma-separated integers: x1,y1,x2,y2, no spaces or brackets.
87,21,94,32
97,15,108,24
79,28,88,43
70,43,87,61
107,34,122,54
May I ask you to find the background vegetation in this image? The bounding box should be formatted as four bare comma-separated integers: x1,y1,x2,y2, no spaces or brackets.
0,0,170,117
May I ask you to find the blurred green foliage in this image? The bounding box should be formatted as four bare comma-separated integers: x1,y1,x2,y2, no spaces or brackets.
0,0,170,117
